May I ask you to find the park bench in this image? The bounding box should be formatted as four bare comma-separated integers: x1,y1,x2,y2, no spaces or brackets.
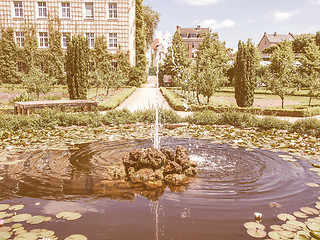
14,100,98,115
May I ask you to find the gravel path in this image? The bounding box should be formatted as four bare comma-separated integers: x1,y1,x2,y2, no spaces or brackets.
116,76,170,111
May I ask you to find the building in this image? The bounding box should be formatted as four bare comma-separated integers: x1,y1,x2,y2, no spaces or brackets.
176,25,209,59
0,0,136,65
151,38,165,67
257,32,295,53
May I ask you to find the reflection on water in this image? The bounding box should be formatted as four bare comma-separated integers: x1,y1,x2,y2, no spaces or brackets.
0,138,319,239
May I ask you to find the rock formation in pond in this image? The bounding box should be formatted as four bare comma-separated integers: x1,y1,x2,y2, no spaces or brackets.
119,145,197,188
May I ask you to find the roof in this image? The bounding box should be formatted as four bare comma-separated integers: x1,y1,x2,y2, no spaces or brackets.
264,32,294,44
152,39,159,50
177,26,209,38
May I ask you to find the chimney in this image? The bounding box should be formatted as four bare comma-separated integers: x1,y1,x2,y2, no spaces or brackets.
273,32,277,36
177,26,181,30
264,32,266,35
196,25,201,30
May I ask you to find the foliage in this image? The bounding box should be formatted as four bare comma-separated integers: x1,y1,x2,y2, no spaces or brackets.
292,34,315,54
316,31,320,48
0,28,19,84
299,41,320,106
234,39,260,107
195,31,229,104
160,87,185,111
128,66,145,86
135,0,147,84
98,87,136,110
162,30,190,86
12,92,36,102
143,5,160,47
292,118,320,138
262,45,278,54
66,35,90,99
21,26,38,73
21,65,56,99
267,40,297,108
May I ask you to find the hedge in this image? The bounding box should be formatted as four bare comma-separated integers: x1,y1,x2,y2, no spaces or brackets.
98,87,136,110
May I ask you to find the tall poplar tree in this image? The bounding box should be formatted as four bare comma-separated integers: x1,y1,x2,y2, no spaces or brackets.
0,28,18,84
234,39,260,107
66,35,90,100
135,0,147,84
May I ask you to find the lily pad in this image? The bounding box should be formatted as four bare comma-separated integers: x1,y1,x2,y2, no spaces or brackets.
0,177,3,181
300,207,319,215
278,230,295,238
38,229,55,238
306,183,320,187
12,213,32,222
0,226,12,232
0,205,10,211
287,220,306,229
307,222,320,231
268,231,283,240
247,229,267,238
270,225,283,231
244,222,265,230
26,215,46,225
0,231,12,240
8,205,24,211
282,223,299,231
277,213,296,221
11,223,23,229
64,234,88,240
13,232,38,240
294,211,309,218
56,211,82,221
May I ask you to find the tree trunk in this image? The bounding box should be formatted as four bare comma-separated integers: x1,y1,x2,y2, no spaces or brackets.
196,90,200,105
309,95,312,106
281,96,285,109
96,86,99,98
207,96,210,105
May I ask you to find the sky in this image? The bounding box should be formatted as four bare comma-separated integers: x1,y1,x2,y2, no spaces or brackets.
143,0,320,51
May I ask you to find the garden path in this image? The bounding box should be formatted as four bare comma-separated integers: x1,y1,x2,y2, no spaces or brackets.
116,76,170,111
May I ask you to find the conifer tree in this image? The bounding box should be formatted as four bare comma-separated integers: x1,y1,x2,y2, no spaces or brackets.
0,28,18,84
66,35,90,100
234,39,260,107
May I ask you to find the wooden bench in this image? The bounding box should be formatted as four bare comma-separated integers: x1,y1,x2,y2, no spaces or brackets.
14,100,98,115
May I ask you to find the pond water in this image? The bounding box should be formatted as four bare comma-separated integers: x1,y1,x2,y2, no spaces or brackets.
0,138,319,239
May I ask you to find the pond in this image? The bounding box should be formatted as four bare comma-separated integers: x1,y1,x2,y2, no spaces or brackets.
0,138,319,239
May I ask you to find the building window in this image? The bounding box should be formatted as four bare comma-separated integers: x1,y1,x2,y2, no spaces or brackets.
15,32,25,47
37,2,47,17
13,1,23,17
17,61,25,72
86,33,95,49
192,42,195,48
62,33,70,48
84,2,94,18
111,61,118,69
189,34,196,38
39,32,49,48
109,33,117,49
108,3,117,18
61,2,71,18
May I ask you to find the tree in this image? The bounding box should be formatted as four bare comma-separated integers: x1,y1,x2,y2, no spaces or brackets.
22,65,55,100
195,31,229,105
299,41,320,106
21,27,38,73
143,5,160,47
316,31,320,49
234,39,260,107
268,40,296,108
66,35,90,100
292,34,315,54
0,28,18,84
162,30,190,86
135,0,147,84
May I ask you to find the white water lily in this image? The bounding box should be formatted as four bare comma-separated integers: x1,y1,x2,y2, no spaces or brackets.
0,219,4,225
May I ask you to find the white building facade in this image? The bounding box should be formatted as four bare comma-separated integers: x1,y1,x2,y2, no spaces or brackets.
0,0,136,65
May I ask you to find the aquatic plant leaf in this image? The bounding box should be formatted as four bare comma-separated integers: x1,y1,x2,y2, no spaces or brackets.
300,207,319,215
307,223,320,231
295,234,310,240
56,211,82,221
0,226,12,232
247,229,267,238
307,183,320,187
14,232,38,240
0,231,12,240
26,215,46,224
11,223,23,229
0,205,10,211
64,234,88,240
311,230,320,239
294,211,309,218
268,231,283,240
282,223,299,231
244,222,265,230
38,229,55,238
8,205,24,211
12,213,32,222
0,177,3,181
287,220,306,229
278,230,295,238
270,225,283,231
277,213,296,221
269,202,282,208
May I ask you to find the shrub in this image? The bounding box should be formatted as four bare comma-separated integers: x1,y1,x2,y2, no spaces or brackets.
218,111,258,128
292,118,320,138
160,87,185,111
102,109,135,125
98,87,136,110
185,110,219,125
257,116,292,130
12,92,36,102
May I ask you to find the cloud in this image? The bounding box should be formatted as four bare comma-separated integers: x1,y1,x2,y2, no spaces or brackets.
195,19,236,30
177,0,220,6
266,10,301,21
310,0,320,5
